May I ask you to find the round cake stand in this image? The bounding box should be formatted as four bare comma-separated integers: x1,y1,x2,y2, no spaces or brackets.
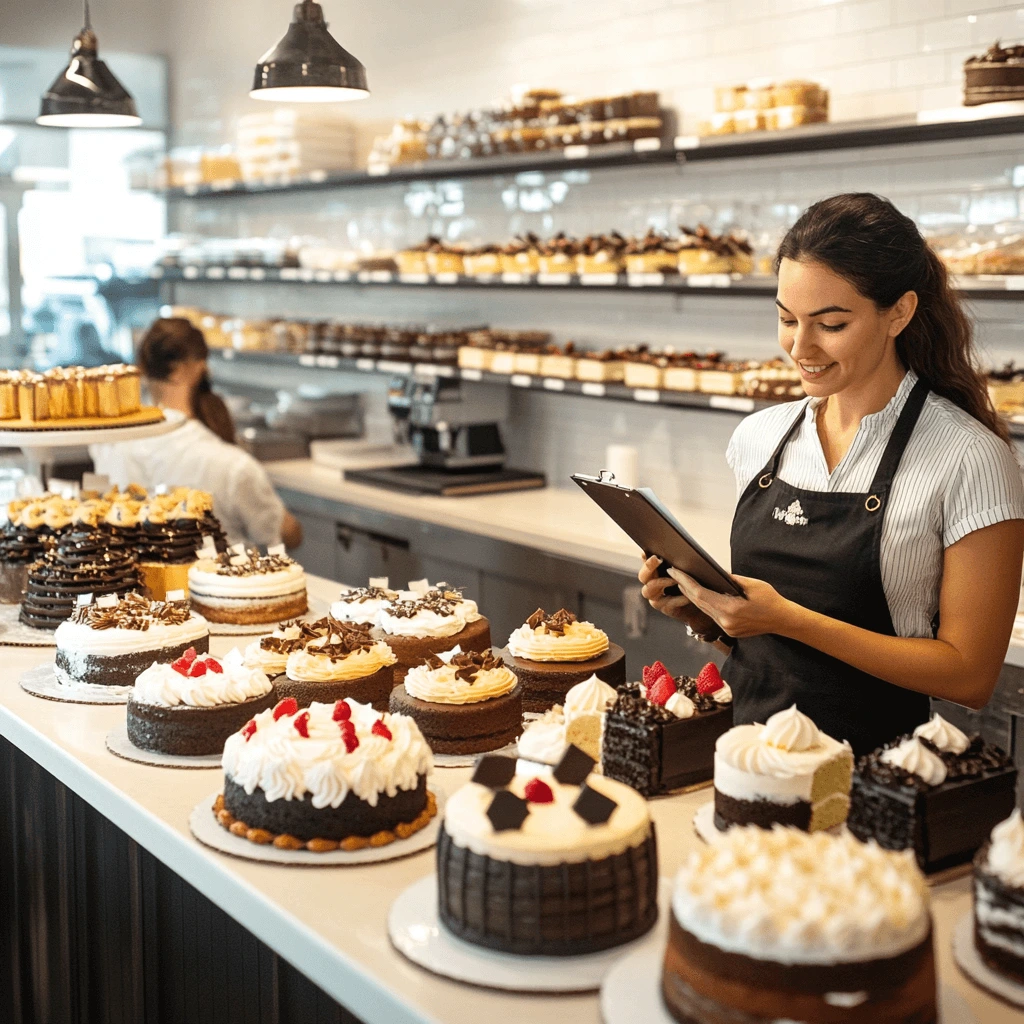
693,801,722,844
388,875,671,994
953,912,1024,1010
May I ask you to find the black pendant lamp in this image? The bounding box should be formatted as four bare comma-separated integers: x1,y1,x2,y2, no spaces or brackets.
251,1,369,103
37,0,141,127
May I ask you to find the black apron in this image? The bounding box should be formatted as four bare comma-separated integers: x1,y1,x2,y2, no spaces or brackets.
723,378,931,757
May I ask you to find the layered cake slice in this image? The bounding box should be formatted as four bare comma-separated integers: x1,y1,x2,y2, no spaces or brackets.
713,705,853,832
847,714,1016,873
502,607,625,713
188,548,308,625
330,577,398,625
277,619,396,711
390,646,522,754
602,661,734,796
662,827,936,1023
437,747,658,955
127,646,277,755
974,809,1024,984
54,591,210,687
218,698,435,851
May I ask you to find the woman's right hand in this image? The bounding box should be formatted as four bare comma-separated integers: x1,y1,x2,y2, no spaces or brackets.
638,555,722,635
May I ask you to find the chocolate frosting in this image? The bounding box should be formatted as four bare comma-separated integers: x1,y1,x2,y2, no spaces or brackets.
0,519,46,564
857,732,1013,791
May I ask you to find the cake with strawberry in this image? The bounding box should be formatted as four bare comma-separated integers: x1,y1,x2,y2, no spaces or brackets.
216,697,435,851
126,647,277,756
601,661,733,796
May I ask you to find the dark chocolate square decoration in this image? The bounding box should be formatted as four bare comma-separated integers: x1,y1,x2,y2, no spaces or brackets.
553,744,595,786
471,754,517,789
573,784,617,825
487,790,530,832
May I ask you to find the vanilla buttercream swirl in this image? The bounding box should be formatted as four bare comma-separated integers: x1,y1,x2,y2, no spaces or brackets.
133,650,272,708
285,638,396,682
564,674,617,720
987,809,1024,887
913,714,969,755
880,737,947,786
506,618,609,662
404,656,516,704
763,704,820,752
715,721,850,778
222,699,431,808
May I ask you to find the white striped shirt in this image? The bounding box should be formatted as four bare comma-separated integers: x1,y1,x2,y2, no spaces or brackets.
726,370,1024,638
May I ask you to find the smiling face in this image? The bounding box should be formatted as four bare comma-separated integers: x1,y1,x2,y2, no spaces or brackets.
776,258,917,398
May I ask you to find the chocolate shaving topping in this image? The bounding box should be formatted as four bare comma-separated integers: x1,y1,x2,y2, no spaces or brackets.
388,584,465,620
856,733,1014,791
305,619,376,660
525,607,578,635
259,616,331,653
341,586,396,604
68,590,189,631
209,550,295,577
424,648,503,682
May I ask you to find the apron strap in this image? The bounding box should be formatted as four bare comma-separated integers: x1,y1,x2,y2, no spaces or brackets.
867,378,930,497
756,400,809,488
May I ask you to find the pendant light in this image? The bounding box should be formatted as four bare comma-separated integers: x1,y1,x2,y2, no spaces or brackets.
250,1,369,103
37,0,141,127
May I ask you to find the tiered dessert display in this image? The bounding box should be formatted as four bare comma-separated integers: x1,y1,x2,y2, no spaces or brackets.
188,549,308,624
0,364,153,427
53,592,210,688
847,714,1017,873
436,748,658,955
964,42,1024,106
712,705,854,833
127,647,277,755
503,608,625,713
700,79,829,135
662,827,936,1023
602,661,734,796
973,809,1024,983
216,698,435,852
390,647,522,754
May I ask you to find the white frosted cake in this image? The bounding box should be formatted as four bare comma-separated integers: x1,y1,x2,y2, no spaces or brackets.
974,809,1024,984
329,577,398,625
188,550,307,625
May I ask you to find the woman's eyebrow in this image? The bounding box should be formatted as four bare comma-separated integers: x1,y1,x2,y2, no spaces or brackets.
775,300,852,316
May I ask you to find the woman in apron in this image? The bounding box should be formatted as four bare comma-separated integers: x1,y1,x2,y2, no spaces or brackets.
640,193,1024,756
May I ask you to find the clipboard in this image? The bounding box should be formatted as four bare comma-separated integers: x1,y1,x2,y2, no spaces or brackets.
572,471,744,598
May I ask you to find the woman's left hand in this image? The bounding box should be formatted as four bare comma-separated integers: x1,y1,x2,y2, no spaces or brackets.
666,568,797,639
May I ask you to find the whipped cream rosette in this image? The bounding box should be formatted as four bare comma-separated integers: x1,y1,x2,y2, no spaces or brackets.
516,673,618,765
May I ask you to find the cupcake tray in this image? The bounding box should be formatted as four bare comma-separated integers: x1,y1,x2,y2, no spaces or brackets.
20,662,131,704
194,595,330,636
0,604,57,647
189,783,446,866
953,912,1024,1010
105,721,222,769
389,875,671,994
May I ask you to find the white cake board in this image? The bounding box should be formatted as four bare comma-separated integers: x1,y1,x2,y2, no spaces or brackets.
105,721,223,769
195,595,330,636
432,740,519,769
0,604,57,647
388,875,671,994
602,934,978,1024
20,662,131,704
953,911,1024,1010
189,784,446,866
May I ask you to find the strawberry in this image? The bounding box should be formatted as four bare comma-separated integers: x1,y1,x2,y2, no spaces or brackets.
171,656,191,676
241,719,257,741
642,661,673,690
273,697,298,720
293,711,310,738
647,672,678,707
696,662,725,695
340,723,359,753
523,778,554,803
188,659,208,677
181,647,198,664
204,658,223,674
371,719,392,741
332,700,351,722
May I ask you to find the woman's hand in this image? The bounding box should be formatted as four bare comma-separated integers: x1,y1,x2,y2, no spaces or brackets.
666,568,796,639
638,556,725,636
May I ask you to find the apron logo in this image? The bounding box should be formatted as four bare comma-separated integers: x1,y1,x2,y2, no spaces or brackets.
773,499,808,526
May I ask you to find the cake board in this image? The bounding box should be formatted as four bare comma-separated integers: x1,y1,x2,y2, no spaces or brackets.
388,875,671,994
953,912,1024,1010
189,784,446,866
0,604,57,647
195,595,330,636
20,662,131,704
106,721,222,769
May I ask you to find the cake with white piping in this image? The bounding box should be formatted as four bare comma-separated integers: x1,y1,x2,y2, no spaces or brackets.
661,826,936,1023
389,646,522,754
974,809,1024,984
847,713,1016,873
242,619,329,678
216,697,435,851
502,607,625,713
436,747,657,955
713,705,853,833
188,547,307,625
329,577,398,625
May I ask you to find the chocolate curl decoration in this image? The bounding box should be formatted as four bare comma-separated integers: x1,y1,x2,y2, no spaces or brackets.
525,607,578,635
424,648,504,684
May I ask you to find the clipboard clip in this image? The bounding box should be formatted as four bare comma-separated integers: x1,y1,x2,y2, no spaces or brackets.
598,469,617,483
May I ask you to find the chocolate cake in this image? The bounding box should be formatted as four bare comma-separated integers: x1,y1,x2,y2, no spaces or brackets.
847,714,1016,874
390,648,523,754
974,810,1024,984
0,516,46,602
602,661,733,796
964,42,1024,106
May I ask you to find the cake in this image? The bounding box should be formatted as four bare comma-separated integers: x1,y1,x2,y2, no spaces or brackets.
373,583,490,681
964,42,1024,106
389,646,522,754
713,705,854,833
436,748,658,955
20,526,141,630
329,577,398,625
126,646,277,756
188,549,308,624
662,826,936,1023
0,504,48,602
54,591,210,688
502,608,625,713
242,618,328,678
276,619,396,711
847,714,1017,874
602,661,734,796
974,809,1024,984
217,697,435,851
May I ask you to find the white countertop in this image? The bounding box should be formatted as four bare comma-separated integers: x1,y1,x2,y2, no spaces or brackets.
0,575,1014,1024
264,460,734,574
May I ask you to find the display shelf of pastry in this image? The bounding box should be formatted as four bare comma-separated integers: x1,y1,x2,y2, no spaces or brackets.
700,78,829,136
965,42,1024,107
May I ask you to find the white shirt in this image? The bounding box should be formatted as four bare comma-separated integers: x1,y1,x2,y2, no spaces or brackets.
90,418,287,547
726,370,1024,638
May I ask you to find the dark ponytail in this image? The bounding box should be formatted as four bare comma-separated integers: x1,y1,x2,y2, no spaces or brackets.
775,193,1008,443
